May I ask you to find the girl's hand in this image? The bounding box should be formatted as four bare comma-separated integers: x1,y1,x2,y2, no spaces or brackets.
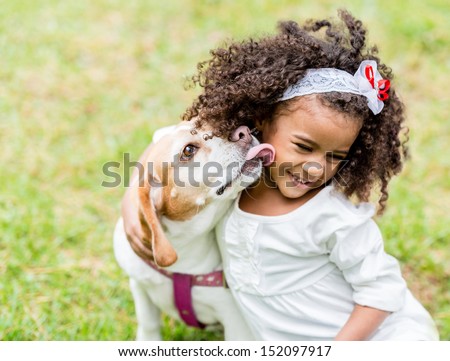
121,181,157,261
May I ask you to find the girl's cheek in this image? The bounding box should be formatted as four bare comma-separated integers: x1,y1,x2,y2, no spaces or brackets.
327,162,344,180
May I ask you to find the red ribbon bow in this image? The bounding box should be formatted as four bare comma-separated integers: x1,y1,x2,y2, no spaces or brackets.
365,65,390,101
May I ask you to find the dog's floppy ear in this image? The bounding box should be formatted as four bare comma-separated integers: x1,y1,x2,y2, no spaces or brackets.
138,173,178,267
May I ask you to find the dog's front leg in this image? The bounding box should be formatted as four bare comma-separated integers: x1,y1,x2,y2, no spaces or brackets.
130,278,162,340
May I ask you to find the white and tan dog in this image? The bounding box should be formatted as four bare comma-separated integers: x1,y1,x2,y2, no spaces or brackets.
113,121,274,340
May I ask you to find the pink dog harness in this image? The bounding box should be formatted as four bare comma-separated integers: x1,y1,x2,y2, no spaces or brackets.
144,259,225,328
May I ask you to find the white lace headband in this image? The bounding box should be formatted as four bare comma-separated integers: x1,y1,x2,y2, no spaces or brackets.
279,60,391,115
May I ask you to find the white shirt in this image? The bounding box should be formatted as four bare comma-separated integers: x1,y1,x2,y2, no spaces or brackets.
216,186,439,340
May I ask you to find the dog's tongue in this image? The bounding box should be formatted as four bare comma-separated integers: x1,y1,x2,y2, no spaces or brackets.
245,143,275,166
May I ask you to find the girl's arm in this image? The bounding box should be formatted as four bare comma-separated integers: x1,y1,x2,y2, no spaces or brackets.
335,304,390,340
327,216,405,340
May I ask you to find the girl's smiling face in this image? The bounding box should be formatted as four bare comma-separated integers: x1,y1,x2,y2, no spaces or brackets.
260,95,362,199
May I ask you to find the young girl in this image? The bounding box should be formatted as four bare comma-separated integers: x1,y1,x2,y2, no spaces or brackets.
122,10,439,340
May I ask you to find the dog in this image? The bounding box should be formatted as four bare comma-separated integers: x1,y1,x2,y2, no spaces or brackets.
113,121,274,340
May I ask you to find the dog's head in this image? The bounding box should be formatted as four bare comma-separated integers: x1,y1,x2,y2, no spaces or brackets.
137,121,274,267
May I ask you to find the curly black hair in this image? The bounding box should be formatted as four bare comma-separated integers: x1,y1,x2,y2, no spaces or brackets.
183,9,408,214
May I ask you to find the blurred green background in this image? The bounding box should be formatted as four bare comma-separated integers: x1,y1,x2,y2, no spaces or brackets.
0,0,448,340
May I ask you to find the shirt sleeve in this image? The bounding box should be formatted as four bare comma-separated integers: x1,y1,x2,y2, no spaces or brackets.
326,211,407,313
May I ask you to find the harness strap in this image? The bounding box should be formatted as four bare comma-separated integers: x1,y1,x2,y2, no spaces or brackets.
173,273,206,329
143,259,225,328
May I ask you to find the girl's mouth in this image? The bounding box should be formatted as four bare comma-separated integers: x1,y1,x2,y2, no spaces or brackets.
287,171,319,189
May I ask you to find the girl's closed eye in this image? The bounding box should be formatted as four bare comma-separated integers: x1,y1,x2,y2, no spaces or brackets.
295,143,346,162
295,143,313,152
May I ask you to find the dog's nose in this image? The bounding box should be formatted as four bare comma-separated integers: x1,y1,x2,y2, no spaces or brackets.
230,126,252,144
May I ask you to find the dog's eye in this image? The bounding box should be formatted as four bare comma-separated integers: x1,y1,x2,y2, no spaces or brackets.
180,144,198,161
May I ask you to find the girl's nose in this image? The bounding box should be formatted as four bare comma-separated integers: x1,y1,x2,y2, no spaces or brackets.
302,161,324,178
230,126,252,144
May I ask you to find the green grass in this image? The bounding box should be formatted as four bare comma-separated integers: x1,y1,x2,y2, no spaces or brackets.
0,0,448,340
